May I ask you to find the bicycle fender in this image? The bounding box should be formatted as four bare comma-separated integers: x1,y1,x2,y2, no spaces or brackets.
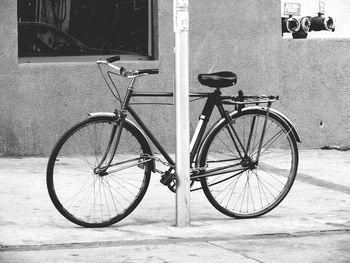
88,112,116,118
267,108,301,143
243,107,301,143
196,106,301,167
88,112,156,172
197,107,301,158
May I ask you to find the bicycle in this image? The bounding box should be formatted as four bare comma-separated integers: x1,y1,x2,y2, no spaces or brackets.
46,55,301,228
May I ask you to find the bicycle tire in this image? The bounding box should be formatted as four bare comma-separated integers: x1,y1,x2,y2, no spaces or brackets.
47,116,152,227
198,108,298,218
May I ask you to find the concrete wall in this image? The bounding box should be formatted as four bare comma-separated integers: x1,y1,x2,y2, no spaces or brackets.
281,39,350,147
1,0,350,156
0,1,19,155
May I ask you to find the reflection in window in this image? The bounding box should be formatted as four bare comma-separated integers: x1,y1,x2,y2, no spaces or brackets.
18,0,153,57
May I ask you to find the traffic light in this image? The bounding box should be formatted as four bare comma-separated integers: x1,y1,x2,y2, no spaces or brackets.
292,16,311,39
282,14,335,38
282,1,335,38
282,16,301,34
310,14,335,32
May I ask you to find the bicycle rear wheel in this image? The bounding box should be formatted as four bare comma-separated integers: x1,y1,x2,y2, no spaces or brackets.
47,116,151,227
199,108,298,218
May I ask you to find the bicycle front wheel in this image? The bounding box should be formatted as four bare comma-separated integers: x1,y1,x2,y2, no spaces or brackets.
199,108,298,218
47,116,152,227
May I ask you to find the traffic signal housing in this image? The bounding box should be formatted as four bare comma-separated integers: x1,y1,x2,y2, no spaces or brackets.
282,16,301,34
310,14,335,32
292,16,311,38
282,14,335,38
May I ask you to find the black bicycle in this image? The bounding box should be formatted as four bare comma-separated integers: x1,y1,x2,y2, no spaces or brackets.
47,55,301,227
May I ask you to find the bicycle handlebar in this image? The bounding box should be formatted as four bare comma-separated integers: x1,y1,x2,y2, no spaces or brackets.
137,69,159,75
97,55,159,78
106,55,120,63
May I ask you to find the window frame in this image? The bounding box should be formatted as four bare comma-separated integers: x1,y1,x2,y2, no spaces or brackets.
17,0,158,63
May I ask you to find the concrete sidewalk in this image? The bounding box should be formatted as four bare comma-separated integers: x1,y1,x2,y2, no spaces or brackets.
0,150,350,262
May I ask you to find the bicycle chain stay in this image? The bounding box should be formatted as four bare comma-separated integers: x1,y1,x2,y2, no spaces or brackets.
141,154,207,175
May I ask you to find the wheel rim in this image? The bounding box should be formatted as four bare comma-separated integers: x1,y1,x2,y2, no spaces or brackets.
202,111,297,218
48,118,150,227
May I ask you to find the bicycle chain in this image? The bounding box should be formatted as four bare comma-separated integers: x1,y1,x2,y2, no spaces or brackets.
141,154,208,192
141,154,207,174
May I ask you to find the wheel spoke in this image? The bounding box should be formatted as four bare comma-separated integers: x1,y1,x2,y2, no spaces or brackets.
47,117,151,227
200,109,298,218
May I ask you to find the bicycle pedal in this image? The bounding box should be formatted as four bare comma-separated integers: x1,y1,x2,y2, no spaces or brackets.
160,171,173,186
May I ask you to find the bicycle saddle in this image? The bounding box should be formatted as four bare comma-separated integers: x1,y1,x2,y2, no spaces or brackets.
198,71,237,88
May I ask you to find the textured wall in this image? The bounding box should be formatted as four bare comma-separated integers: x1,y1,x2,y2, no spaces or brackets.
280,39,350,147
1,0,350,155
0,1,19,155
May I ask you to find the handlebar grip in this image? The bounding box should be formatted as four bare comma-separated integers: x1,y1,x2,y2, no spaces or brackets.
138,69,159,75
106,55,120,63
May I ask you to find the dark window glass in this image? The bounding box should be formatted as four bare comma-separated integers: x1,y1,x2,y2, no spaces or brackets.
18,0,152,57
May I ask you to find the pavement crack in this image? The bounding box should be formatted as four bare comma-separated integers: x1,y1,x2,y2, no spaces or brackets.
260,163,350,195
206,241,265,263
296,172,350,195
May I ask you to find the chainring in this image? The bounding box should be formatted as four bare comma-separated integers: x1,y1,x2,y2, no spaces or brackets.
165,168,195,193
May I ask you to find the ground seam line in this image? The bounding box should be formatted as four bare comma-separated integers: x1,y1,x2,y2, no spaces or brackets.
206,241,265,263
1,228,349,252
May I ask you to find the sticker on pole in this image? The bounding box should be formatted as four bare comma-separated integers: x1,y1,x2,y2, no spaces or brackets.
175,0,188,8
283,2,301,16
174,0,189,32
174,10,189,32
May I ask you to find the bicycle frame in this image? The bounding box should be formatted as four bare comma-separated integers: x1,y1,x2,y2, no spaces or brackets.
95,74,277,180
93,57,302,181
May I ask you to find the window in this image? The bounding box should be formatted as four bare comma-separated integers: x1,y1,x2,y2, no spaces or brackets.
17,0,154,58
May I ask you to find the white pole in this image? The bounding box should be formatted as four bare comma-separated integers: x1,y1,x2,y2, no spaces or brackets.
173,0,190,226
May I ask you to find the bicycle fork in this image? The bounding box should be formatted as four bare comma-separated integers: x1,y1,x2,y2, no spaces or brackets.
94,78,136,174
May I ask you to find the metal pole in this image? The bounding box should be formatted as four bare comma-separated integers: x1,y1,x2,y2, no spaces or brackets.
173,0,190,226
